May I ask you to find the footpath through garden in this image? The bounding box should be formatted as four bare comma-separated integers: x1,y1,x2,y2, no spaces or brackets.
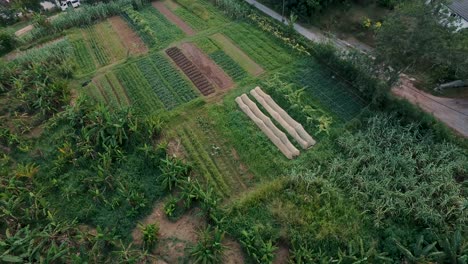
245,0,468,137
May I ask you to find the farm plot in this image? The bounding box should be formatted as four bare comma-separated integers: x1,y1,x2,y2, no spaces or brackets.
86,72,131,109
180,43,233,90
173,116,248,197
71,39,95,75
166,47,215,96
114,63,164,114
193,37,248,82
291,59,366,121
222,23,293,70
172,0,228,28
122,7,184,49
109,16,148,55
172,4,208,31
152,1,195,36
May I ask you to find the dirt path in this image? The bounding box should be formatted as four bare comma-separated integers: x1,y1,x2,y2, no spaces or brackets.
108,16,148,55
392,75,468,137
211,33,265,76
224,238,245,264
180,42,234,90
152,1,196,36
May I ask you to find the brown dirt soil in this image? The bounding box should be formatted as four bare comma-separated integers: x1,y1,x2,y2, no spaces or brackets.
223,238,245,264
273,244,290,264
166,138,187,160
392,75,468,137
180,42,234,90
132,202,205,263
152,1,196,36
108,16,148,55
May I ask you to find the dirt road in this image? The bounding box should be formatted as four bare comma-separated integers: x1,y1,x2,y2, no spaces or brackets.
392,75,468,137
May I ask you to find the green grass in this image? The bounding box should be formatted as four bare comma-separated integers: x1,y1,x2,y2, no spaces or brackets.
290,59,366,121
222,23,293,70
173,6,208,31
71,39,96,75
177,124,231,197
174,0,228,27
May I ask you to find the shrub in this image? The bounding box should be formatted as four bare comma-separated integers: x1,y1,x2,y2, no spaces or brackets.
138,223,159,250
0,30,17,55
190,226,226,264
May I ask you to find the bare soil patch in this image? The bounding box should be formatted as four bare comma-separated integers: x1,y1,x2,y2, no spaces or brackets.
132,202,205,262
224,238,245,264
166,46,215,95
166,138,187,160
273,243,290,264
392,75,468,137
108,16,148,55
180,42,234,90
211,33,264,76
152,1,196,36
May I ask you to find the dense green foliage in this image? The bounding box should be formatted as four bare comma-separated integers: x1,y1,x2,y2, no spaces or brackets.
376,0,468,82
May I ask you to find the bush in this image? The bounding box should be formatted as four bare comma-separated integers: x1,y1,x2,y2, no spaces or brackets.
0,30,17,55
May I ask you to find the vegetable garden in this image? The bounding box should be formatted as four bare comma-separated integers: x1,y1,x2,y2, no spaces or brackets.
1,0,466,263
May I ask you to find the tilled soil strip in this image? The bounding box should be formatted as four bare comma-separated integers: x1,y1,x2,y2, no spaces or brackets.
181,42,234,90
108,16,148,55
166,47,215,96
152,1,196,36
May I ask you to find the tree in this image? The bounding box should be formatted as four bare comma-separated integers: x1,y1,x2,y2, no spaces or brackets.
375,0,468,82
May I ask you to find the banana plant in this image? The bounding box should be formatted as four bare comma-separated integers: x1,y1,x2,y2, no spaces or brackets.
394,236,444,263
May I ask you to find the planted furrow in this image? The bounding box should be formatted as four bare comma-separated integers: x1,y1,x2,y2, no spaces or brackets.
166,47,215,96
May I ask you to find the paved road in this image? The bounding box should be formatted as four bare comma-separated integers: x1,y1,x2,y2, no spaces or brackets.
245,0,468,137
244,0,355,50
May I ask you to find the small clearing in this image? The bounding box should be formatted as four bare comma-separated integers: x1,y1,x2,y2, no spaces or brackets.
181,42,234,90
392,75,468,137
152,1,196,36
223,238,245,264
108,16,148,55
131,202,205,262
211,33,264,76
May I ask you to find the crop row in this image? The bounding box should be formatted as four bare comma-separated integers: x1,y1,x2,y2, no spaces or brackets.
122,7,184,49
114,64,164,114
94,21,127,61
222,23,292,70
149,53,198,102
135,58,181,110
175,0,228,27
173,7,208,31
193,37,247,81
209,50,247,81
71,39,95,74
122,8,157,47
178,125,231,197
91,73,131,109
83,26,111,66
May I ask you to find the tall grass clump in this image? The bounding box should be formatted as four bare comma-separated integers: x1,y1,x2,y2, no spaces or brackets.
12,38,73,65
